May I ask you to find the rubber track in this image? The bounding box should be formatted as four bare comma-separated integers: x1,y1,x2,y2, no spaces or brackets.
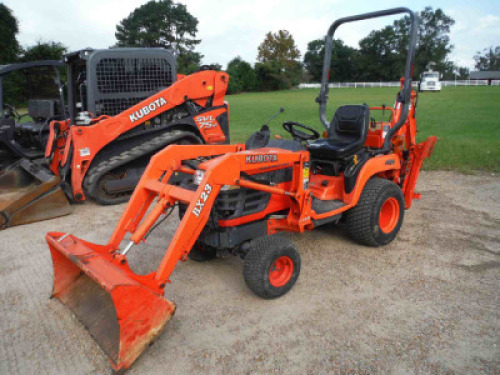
83,130,198,204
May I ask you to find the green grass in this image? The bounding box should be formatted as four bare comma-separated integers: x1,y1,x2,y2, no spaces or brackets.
226,86,500,172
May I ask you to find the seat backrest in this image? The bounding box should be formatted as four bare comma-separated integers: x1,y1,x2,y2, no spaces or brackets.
28,99,58,121
328,104,369,143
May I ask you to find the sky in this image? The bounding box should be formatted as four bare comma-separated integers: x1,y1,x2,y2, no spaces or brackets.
5,0,500,70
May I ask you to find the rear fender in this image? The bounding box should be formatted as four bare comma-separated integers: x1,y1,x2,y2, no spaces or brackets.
344,154,401,205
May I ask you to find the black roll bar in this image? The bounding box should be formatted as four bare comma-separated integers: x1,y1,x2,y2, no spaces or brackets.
0,60,66,120
316,7,418,152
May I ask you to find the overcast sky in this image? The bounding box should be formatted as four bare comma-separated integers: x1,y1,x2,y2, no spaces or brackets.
5,0,500,70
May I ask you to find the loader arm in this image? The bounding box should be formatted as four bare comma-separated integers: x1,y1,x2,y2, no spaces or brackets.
108,144,309,284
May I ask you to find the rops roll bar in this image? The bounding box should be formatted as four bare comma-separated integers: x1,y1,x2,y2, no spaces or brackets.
316,7,418,152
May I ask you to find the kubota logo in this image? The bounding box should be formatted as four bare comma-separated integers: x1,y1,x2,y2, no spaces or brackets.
245,154,278,164
195,115,217,130
129,97,167,123
192,183,213,217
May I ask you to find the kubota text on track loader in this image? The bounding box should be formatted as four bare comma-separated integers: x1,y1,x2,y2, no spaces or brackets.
47,8,436,372
0,49,230,229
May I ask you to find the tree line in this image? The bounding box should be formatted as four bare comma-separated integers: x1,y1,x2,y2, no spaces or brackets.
1,1,499,97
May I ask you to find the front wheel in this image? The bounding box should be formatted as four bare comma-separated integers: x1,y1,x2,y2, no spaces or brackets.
345,177,405,247
188,242,217,261
243,235,301,299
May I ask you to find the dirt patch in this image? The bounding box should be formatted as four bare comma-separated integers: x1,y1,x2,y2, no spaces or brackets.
0,171,498,374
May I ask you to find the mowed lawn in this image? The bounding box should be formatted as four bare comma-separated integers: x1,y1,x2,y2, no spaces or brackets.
226,86,500,172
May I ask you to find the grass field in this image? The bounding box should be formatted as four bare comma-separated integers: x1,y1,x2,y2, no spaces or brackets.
226,86,500,172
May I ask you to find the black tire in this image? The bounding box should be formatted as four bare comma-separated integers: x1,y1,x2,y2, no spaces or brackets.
243,235,301,299
188,242,217,261
345,177,405,247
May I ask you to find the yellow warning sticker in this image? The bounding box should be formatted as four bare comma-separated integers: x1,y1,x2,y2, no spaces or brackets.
207,85,213,90
303,167,310,179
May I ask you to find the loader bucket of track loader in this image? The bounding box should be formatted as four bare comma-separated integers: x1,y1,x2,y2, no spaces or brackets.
0,159,71,229
46,231,175,372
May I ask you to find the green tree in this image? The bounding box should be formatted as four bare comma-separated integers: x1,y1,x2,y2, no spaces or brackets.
177,50,203,74
304,39,358,82
456,66,470,79
226,56,257,94
407,7,455,77
358,25,401,81
439,61,471,80
0,4,20,64
254,61,281,91
358,7,455,80
256,30,302,90
474,46,500,70
21,41,67,62
257,30,300,67
115,0,202,74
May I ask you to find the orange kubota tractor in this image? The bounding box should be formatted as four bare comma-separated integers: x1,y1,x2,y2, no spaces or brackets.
0,48,229,229
47,8,436,372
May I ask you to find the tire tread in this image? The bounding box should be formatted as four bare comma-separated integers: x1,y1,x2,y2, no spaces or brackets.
345,177,404,247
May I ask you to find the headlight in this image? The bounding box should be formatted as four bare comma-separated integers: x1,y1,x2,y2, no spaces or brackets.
194,170,205,185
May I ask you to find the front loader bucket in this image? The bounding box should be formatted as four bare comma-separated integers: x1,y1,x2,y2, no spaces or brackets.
0,159,71,229
46,232,175,372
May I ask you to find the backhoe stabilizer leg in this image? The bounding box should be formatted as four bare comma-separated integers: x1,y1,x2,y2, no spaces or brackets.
404,136,437,209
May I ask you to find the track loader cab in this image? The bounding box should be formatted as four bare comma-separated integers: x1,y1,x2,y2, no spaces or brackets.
64,48,176,120
0,61,66,163
0,49,178,165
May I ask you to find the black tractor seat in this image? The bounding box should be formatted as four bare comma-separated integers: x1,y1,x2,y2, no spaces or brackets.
308,104,370,160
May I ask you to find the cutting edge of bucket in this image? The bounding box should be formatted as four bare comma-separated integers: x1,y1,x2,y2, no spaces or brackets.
0,161,71,229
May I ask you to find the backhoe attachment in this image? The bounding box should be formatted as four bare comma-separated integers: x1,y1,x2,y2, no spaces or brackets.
0,159,71,229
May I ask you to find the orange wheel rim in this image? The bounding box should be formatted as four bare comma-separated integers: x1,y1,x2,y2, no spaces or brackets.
379,197,400,234
269,256,294,287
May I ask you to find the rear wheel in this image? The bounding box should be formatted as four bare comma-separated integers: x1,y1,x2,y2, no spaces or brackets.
243,235,301,299
345,177,404,247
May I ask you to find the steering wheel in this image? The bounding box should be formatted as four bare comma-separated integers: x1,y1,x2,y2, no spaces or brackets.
3,103,21,120
283,121,320,141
